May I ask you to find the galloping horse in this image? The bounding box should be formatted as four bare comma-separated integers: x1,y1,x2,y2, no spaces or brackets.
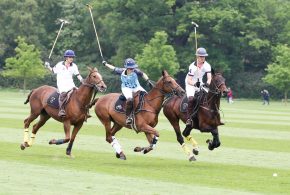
94,70,185,160
21,67,107,156
163,70,227,161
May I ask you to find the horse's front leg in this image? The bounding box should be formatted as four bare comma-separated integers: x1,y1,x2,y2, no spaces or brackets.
134,125,159,154
66,122,83,156
49,120,71,146
207,128,221,150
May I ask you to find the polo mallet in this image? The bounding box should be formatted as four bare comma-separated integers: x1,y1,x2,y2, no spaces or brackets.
191,21,199,52
191,21,200,85
48,19,70,59
86,4,105,61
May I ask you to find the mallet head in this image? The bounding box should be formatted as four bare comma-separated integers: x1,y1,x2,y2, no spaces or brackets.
191,21,199,28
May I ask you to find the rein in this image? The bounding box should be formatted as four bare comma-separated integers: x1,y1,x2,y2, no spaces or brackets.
140,75,182,114
200,76,224,113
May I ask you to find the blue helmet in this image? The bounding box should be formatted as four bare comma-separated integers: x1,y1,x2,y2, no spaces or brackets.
124,58,138,68
64,50,75,57
196,47,208,56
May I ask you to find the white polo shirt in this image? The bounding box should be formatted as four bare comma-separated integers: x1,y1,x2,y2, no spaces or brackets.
52,61,80,93
185,61,211,97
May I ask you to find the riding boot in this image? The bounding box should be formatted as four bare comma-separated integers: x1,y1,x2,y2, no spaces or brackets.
186,96,195,126
58,92,67,118
125,98,133,125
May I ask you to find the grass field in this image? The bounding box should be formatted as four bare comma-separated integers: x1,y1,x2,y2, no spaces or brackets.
0,90,290,195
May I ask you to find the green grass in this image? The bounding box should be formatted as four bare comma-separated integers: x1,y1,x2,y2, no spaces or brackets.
0,91,290,194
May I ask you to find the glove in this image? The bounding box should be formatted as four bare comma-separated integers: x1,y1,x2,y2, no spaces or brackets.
80,78,85,84
44,61,50,68
147,79,155,89
194,81,200,88
102,60,107,66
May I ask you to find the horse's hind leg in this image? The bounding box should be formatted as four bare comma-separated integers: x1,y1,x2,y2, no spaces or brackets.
21,112,40,150
182,125,199,155
28,113,50,146
21,113,50,150
109,123,126,160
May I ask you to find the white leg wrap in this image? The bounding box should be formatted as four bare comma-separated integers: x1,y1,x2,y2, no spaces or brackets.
24,128,29,143
111,137,122,154
28,133,36,146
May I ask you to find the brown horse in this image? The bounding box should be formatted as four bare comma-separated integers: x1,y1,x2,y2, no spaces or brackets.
163,70,227,161
21,67,107,156
94,70,185,160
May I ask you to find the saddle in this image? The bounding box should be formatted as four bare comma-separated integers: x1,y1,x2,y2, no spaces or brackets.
47,88,75,109
114,91,147,114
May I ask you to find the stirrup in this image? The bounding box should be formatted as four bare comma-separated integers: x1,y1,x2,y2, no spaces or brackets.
186,118,192,126
126,117,133,125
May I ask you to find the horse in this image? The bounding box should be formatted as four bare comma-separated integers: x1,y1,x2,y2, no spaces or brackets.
93,70,185,160
163,70,227,161
20,67,107,156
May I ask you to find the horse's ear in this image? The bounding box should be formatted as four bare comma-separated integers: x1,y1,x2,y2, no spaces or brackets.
211,68,215,75
87,66,93,72
162,70,168,77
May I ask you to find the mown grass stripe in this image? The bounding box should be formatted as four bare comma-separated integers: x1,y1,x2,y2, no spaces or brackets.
0,160,258,195
2,127,290,170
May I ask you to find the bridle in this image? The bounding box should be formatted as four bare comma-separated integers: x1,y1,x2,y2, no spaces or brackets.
154,75,183,96
82,70,105,91
200,74,225,112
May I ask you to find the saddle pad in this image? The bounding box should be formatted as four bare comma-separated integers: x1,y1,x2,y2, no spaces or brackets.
179,95,188,113
47,91,59,109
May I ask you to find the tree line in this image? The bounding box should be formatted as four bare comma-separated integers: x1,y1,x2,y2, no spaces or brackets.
1,0,290,99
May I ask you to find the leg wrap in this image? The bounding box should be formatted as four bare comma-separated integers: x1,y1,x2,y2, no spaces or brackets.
182,143,192,156
23,128,29,143
186,135,198,148
28,133,36,146
111,137,122,154
151,136,159,148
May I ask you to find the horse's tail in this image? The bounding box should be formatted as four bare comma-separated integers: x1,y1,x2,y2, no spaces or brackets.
24,90,33,104
88,98,99,108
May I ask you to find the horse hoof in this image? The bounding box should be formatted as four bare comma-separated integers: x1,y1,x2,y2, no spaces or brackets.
189,155,196,162
134,147,143,152
20,143,26,150
192,148,199,155
143,147,152,154
116,152,126,160
49,139,56,145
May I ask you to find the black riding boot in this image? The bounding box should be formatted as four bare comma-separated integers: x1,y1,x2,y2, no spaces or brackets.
125,98,133,125
58,92,67,118
186,96,195,126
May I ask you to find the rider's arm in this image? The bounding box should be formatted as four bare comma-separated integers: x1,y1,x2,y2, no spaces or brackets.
206,72,212,85
186,75,195,86
142,72,149,81
104,62,116,70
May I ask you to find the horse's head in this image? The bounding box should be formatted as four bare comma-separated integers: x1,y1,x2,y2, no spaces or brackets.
155,70,185,96
85,67,107,92
209,69,227,96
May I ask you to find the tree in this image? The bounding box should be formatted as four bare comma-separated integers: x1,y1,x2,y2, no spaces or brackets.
2,37,47,91
136,31,179,81
263,44,290,101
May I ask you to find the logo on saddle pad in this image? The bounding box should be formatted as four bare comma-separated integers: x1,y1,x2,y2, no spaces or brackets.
180,96,188,113
47,92,60,109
